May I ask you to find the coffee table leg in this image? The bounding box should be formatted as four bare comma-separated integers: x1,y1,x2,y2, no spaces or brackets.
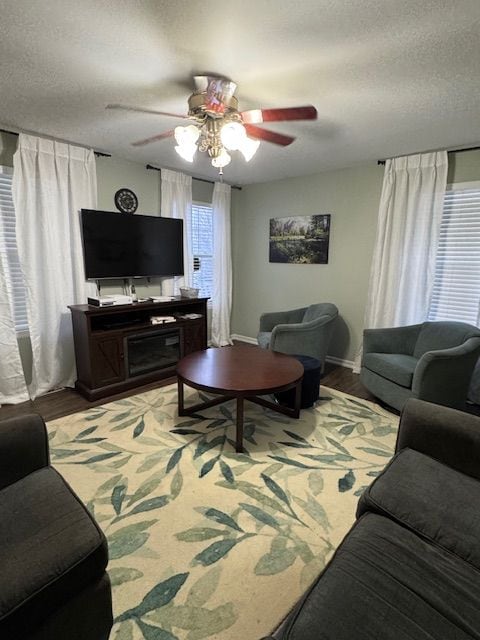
236,397,244,453
293,380,302,418
177,378,185,416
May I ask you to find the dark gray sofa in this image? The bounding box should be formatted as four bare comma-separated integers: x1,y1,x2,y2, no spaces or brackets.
0,414,113,640
263,398,480,639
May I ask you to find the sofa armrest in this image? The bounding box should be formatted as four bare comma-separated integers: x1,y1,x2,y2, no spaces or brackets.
395,398,480,481
259,307,306,332
0,414,50,489
363,324,422,356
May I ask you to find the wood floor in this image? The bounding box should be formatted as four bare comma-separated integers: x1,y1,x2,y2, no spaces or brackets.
0,361,378,423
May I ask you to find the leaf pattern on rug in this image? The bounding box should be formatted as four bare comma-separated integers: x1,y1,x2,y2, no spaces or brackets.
48,385,398,640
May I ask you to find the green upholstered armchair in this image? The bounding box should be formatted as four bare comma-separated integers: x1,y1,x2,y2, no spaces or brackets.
360,321,480,411
257,303,338,372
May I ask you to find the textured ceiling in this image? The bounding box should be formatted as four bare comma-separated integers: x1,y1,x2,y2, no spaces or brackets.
0,0,479,185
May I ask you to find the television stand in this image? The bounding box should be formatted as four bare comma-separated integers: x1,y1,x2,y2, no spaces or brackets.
69,297,208,401
101,317,143,330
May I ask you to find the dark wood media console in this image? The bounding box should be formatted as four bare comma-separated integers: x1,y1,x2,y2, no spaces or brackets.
69,297,208,400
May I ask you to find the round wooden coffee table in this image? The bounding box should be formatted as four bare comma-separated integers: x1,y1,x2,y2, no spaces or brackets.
176,345,304,452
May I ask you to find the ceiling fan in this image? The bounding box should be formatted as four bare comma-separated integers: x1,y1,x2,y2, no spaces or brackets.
106,75,317,172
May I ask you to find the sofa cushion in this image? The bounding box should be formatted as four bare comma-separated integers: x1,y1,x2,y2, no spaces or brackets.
0,466,108,638
280,513,480,640
357,447,480,571
257,331,271,349
414,321,480,359
362,352,418,387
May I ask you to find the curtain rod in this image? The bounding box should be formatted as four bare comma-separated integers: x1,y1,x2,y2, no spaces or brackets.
377,144,480,165
0,128,241,185
145,164,242,190
0,127,111,157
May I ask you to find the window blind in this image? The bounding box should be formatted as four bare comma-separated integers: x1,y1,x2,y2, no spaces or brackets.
428,184,480,326
191,202,213,299
0,167,29,332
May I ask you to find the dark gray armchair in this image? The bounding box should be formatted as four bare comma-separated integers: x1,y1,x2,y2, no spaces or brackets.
257,303,338,372
0,414,112,640
360,321,480,411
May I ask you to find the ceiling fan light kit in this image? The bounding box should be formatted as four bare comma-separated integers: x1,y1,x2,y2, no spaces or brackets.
174,124,199,162
108,76,317,175
174,118,260,168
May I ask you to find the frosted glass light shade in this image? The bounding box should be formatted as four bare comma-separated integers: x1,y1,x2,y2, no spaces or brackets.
211,149,231,168
239,136,260,161
175,143,196,162
174,125,199,162
174,125,200,145
220,122,246,151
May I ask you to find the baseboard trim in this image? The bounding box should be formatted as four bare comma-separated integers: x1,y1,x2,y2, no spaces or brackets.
230,334,257,345
230,334,355,370
325,355,355,370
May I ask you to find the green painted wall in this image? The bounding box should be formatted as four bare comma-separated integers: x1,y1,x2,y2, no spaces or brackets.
2,128,480,364
231,150,480,363
96,156,160,215
448,149,480,184
0,131,16,165
231,165,384,363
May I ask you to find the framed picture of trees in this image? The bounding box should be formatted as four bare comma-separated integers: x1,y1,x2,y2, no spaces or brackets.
269,214,331,264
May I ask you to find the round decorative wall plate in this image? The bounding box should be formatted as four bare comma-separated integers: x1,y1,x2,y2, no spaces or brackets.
114,188,138,214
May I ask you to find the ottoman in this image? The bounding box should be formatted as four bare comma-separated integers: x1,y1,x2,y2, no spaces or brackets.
275,354,321,409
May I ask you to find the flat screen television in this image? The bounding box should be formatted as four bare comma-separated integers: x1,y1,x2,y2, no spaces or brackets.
81,209,184,280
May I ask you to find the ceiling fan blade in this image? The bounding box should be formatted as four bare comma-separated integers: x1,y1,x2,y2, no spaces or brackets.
241,105,317,124
106,104,188,119
131,130,175,147
244,124,295,146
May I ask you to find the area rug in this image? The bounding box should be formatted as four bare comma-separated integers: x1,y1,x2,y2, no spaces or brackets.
48,385,399,640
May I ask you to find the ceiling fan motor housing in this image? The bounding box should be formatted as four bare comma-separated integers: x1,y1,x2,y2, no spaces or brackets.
188,92,239,118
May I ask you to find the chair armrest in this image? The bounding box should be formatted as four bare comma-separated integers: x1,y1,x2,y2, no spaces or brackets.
270,321,312,347
270,316,335,369
271,315,333,339
259,308,306,332
412,338,480,405
396,398,480,481
0,414,50,489
363,324,422,356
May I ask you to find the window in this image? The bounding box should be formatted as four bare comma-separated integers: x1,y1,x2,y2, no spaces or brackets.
191,202,213,299
0,166,28,332
428,182,480,325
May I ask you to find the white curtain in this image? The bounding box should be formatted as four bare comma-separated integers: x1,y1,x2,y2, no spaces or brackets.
211,182,233,347
0,255,29,404
160,169,193,296
13,134,97,398
354,151,448,372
